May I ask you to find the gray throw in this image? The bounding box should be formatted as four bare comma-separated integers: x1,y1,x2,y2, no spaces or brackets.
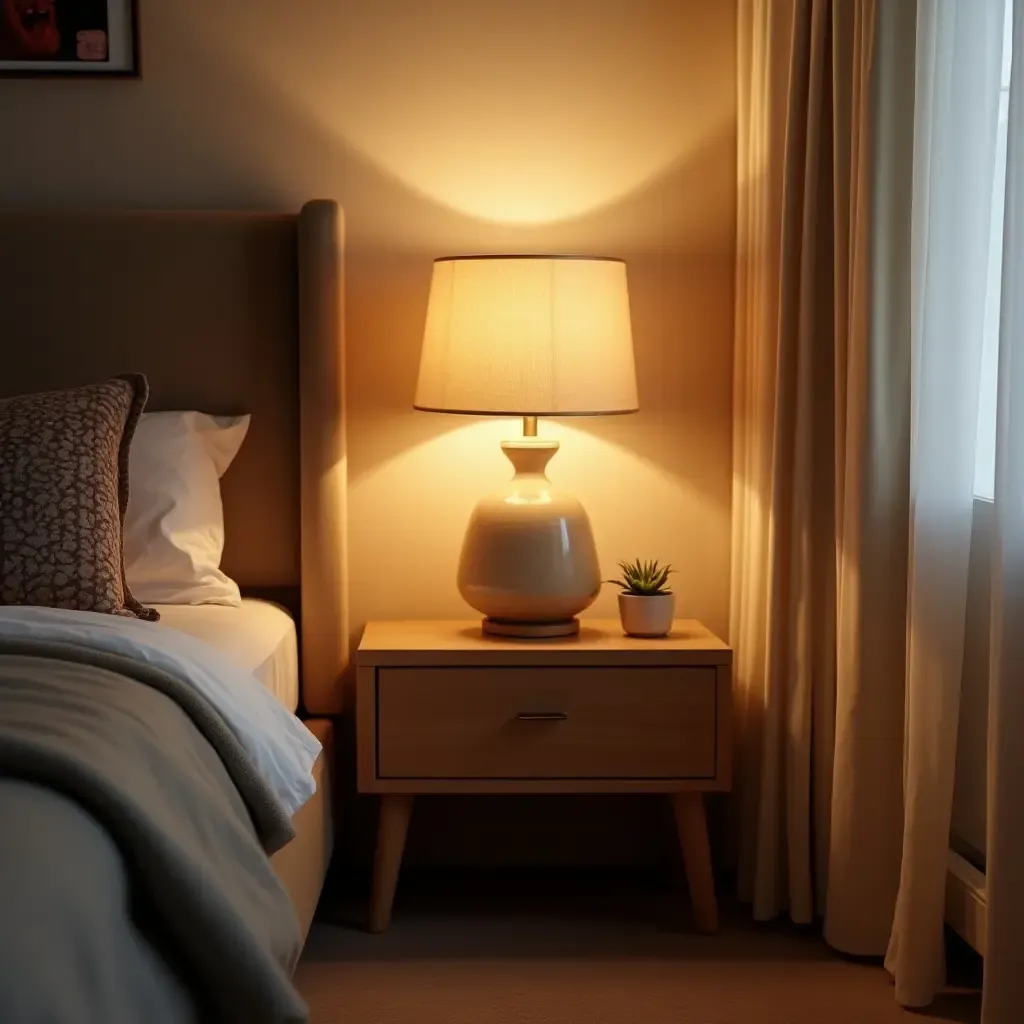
0,636,309,1024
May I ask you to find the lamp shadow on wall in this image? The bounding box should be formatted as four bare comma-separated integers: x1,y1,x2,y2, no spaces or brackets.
168,2,736,629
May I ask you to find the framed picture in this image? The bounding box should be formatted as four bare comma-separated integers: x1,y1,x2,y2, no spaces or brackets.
0,0,139,77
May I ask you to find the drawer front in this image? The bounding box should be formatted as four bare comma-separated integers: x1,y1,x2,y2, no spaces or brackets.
375,667,717,780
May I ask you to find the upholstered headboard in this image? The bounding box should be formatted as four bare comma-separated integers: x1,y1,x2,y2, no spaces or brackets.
0,201,347,715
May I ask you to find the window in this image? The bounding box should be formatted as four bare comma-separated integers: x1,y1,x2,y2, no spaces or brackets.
975,0,1015,500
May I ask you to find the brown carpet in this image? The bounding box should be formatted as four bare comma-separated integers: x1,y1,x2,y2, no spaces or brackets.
296,871,981,1024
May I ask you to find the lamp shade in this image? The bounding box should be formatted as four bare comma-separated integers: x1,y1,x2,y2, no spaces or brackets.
414,255,638,416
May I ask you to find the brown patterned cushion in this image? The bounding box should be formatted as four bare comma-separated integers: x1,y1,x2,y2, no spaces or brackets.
0,375,158,620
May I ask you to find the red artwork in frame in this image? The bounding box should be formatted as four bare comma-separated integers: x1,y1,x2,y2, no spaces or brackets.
0,0,139,77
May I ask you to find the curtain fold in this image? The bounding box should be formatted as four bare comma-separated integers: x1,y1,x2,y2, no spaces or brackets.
825,0,910,956
732,0,783,915
983,2,1024,1019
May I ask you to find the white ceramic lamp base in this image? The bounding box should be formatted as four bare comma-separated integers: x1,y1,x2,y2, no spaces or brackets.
457,438,600,639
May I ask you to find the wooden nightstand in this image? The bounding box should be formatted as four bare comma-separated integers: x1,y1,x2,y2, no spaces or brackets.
356,619,732,933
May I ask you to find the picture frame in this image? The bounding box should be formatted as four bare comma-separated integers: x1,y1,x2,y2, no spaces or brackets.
0,0,140,78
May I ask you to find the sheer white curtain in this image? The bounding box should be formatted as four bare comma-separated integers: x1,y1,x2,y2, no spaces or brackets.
983,1,1024,1018
884,0,1006,1006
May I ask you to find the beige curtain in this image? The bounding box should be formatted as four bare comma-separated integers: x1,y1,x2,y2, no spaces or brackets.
732,0,911,950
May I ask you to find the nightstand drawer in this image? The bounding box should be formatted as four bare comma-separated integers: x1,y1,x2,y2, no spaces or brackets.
375,667,718,780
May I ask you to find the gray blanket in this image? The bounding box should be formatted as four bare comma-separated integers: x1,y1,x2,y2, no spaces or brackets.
0,636,309,1024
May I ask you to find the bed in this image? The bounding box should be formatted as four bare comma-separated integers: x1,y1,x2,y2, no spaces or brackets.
0,202,347,1020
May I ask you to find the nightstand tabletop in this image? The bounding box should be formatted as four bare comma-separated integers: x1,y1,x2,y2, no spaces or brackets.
358,619,731,666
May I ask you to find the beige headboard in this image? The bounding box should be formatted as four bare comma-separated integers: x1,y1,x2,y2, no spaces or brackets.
0,200,347,716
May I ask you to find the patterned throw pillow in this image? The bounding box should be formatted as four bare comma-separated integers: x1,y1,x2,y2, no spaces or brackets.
0,375,158,620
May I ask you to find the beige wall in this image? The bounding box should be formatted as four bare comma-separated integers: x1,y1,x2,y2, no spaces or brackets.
0,0,737,865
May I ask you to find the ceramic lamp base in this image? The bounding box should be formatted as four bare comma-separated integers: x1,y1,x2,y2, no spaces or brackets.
482,617,580,639
457,437,601,641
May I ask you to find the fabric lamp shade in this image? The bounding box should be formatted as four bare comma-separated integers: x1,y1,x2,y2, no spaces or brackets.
414,256,638,416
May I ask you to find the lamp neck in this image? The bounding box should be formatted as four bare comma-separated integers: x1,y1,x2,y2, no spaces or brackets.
522,415,538,438
500,438,558,477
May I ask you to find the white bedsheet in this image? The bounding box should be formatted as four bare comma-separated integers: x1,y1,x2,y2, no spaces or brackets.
152,601,299,713
0,606,320,817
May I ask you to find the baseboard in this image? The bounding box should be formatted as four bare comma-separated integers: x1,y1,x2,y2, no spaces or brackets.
946,848,987,956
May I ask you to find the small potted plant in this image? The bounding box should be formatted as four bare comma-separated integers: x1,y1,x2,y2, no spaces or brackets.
606,558,676,638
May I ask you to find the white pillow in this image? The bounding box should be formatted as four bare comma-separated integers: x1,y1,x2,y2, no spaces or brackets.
125,411,250,606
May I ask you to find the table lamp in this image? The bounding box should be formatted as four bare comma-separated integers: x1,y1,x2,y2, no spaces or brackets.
414,255,638,638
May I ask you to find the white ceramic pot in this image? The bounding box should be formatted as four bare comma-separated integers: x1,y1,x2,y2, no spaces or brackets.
618,592,675,638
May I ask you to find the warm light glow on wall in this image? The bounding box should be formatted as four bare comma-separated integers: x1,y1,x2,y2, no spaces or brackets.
153,0,737,641
198,1,736,227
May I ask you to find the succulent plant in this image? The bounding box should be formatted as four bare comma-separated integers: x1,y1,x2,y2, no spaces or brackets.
605,558,675,597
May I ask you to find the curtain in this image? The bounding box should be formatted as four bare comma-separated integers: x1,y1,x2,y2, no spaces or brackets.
734,0,1012,1010
983,2,1024,1018
885,0,1006,1006
732,0,908,945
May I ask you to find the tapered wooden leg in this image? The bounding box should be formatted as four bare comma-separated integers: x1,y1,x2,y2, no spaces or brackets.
671,792,718,933
369,794,414,933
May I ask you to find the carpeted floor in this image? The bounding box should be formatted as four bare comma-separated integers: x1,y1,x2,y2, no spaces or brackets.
296,870,982,1024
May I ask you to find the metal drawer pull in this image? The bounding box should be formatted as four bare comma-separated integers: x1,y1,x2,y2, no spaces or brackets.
515,711,568,722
